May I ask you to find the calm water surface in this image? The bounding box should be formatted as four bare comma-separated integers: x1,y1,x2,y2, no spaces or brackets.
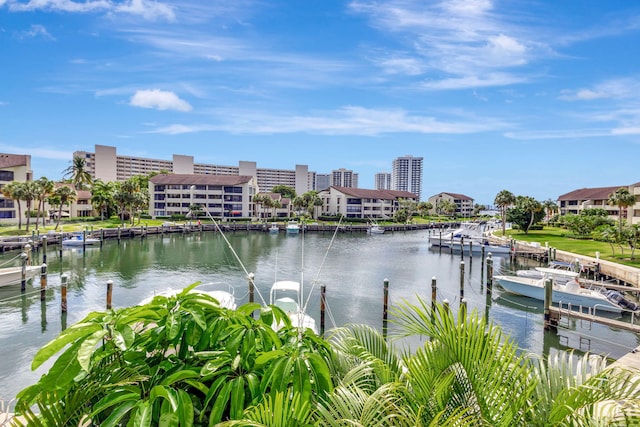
1,229,639,402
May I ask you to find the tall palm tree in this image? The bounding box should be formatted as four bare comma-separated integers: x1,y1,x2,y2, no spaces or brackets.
494,189,516,236
63,156,93,190
90,179,115,221
542,198,558,223
51,185,77,230
608,187,636,234
21,181,38,232
34,177,55,229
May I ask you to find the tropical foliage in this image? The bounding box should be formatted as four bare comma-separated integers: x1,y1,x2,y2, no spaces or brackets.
494,189,515,236
13,293,640,426
63,156,93,190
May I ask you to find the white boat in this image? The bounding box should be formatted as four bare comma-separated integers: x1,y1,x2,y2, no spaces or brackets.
140,283,236,310
285,221,300,234
367,224,385,235
269,280,317,333
268,223,279,234
0,265,41,288
493,268,637,313
62,234,101,246
516,261,576,282
430,222,511,254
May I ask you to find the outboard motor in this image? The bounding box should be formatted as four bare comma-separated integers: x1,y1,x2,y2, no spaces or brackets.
604,290,640,311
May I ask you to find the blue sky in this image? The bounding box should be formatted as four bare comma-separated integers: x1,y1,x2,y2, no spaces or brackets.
1,0,639,204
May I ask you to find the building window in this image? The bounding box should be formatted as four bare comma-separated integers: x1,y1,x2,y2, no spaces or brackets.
0,171,14,181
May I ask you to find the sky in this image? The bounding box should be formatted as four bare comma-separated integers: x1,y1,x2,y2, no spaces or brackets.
1,0,639,205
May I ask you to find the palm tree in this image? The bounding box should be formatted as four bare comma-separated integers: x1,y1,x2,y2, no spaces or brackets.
34,177,55,229
1,181,24,230
51,185,77,230
253,193,269,221
520,196,542,233
542,198,558,223
494,189,516,236
21,181,38,232
271,198,282,219
63,156,92,190
90,179,115,220
608,187,636,234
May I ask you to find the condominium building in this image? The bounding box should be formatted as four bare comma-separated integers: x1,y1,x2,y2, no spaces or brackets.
428,192,474,217
0,154,32,222
558,183,640,225
74,145,312,195
392,155,423,200
148,174,258,219
319,186,418,219
331,168,358,188
315,174,331,192
375,172,391,190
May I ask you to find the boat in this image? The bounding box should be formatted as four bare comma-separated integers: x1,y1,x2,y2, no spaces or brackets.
269,280,318,333
367,222,385,235
516,261,577,282
269,223,280,234
429,222,511,254
493,268,639,313
62,234,101,246
140,283,236,310
0,265,41,288
285,221,300,234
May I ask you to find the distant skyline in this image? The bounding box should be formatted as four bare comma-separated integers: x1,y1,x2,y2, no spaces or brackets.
1,1,639,204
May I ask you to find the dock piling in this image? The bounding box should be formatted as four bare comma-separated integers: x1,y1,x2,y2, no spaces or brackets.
106,280,113,310
40,263,47,301
320,285,326,337
383,278,389,339
459,260,465,301
61,273,68,313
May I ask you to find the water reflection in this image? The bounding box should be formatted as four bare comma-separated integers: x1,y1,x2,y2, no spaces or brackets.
0,229,638,402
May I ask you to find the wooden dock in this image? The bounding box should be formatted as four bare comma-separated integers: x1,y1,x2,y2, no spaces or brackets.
548,306,640,334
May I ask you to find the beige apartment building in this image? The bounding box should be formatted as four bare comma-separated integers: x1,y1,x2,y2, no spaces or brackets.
0,154,33,223
74,145,312,195
148,174,258,219
428,192,474,217
558,182,640,225
319,186,418,219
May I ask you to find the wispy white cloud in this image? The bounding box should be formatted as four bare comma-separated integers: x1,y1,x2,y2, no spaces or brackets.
16,24,55,40
559,77,640,100
0,144,71,160
349,0,552,89
147,106,504,136
504,128,614,140
130,89,192,112
6,0,174,20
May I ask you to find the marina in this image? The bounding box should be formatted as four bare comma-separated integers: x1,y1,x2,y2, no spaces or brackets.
1,228,639,409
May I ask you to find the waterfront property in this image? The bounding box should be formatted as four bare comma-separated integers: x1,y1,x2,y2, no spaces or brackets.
148,173,257,219
318,186,418,219
558,182,640,225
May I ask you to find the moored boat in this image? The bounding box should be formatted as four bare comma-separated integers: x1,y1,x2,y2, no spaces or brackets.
285,221,300,234
0,265,41,288
493,269,639,313
62,234,101,246
269,280,317,333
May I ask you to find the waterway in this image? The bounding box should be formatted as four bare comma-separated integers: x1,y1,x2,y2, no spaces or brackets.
1,229,639,404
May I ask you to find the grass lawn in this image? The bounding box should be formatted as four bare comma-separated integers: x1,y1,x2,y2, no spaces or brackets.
499,227,640,268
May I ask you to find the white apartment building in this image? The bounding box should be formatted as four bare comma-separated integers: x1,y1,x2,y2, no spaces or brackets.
375,172,391,190
74,145,311,195
319,186,418,219
148,174,257,219
331,168,358,188
392,155,423,200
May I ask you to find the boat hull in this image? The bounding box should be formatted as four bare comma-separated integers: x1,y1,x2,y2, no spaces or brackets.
62,238,101,246
0,266,41,288
494,275,622,313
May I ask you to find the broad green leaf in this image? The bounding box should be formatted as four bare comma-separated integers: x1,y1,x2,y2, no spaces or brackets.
150,385,179,411
36,340,83,391
91,389,141,417
31,322,103,369
306,352,334,395
166,312,181,341
99,400,137,427
114,324,135,350
160,369,200,386
159,400,179,427
77,329,108,372
230,376,246,420
129,401,152,427
209,380,232,424
177,389,194,427
254,349,286,368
